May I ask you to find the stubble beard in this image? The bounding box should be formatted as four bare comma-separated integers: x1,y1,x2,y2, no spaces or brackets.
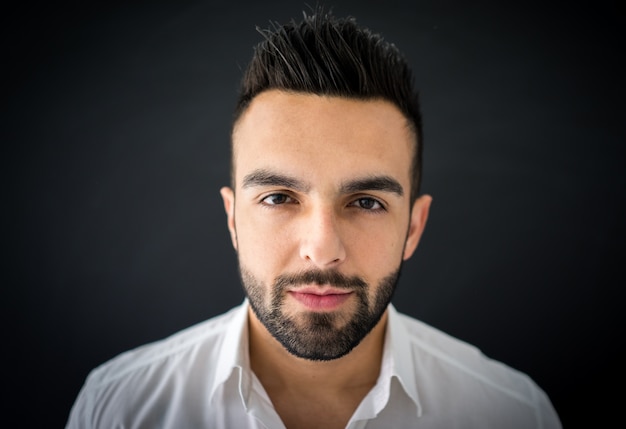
239,265,401,361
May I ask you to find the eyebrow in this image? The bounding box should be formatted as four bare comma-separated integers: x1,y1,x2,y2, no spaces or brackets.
242,169,310,192
241,169,403,197
341,176,404,197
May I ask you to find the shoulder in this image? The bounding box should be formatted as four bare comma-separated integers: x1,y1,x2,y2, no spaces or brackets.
394,311,501,370
66,305,245,428
87,305,240,390
390,309,561,428
394,310,527,385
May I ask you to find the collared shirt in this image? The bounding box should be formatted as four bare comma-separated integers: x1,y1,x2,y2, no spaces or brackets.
66,301,562,428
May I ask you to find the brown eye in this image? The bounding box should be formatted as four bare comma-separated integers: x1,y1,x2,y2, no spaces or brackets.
351,197,383,211
262,194,292,205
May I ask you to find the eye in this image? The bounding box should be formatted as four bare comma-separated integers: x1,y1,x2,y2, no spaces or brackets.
261,193,294,206
350,197,384,211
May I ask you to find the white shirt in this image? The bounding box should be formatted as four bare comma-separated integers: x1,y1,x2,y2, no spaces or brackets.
66,301,562,428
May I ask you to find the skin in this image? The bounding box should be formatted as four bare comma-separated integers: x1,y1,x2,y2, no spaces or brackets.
220,89,432,429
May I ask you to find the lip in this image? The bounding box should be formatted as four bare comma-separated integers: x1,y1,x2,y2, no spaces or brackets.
289,286,353,296
288,286,353,311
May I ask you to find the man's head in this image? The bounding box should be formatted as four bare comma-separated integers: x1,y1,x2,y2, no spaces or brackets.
221,11,431,361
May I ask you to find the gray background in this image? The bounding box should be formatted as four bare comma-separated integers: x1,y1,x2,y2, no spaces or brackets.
4,0,623,427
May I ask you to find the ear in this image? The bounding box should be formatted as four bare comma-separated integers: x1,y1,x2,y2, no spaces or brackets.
403,194,432,260
220,186,238,250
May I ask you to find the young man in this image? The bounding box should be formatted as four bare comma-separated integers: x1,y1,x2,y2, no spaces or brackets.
66,10,561,429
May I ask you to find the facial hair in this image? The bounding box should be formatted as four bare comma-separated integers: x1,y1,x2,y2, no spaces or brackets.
239,265,401,361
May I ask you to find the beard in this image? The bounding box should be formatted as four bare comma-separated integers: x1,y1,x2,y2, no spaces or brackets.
239,264,401,361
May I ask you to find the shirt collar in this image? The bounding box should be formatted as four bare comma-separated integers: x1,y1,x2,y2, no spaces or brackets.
209,301,422,418
385,304,423,416
349,304,423,422
209,300,251,404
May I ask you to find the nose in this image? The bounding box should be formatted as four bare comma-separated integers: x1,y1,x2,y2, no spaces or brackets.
299,206,346,268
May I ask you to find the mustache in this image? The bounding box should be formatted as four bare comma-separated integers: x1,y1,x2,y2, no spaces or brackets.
274,270,367,290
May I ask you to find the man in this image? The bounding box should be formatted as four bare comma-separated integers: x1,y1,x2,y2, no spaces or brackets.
66,10,562,429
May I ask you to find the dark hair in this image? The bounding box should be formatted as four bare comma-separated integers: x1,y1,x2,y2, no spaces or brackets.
232,10,424,199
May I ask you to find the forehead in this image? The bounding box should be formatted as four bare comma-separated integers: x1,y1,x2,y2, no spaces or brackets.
232,90,414,188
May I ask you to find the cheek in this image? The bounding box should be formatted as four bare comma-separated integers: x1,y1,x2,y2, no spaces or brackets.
344,220,408,271
234,210,295,275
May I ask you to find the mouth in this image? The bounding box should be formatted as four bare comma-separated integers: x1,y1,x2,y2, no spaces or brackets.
287,286,354,311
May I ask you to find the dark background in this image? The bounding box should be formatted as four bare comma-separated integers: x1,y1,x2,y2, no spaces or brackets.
4,1,623,427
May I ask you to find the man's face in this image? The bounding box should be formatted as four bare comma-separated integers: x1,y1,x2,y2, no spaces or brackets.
221,90,431,361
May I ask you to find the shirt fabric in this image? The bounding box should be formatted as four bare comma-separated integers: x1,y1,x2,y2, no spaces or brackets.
66,301,562,428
